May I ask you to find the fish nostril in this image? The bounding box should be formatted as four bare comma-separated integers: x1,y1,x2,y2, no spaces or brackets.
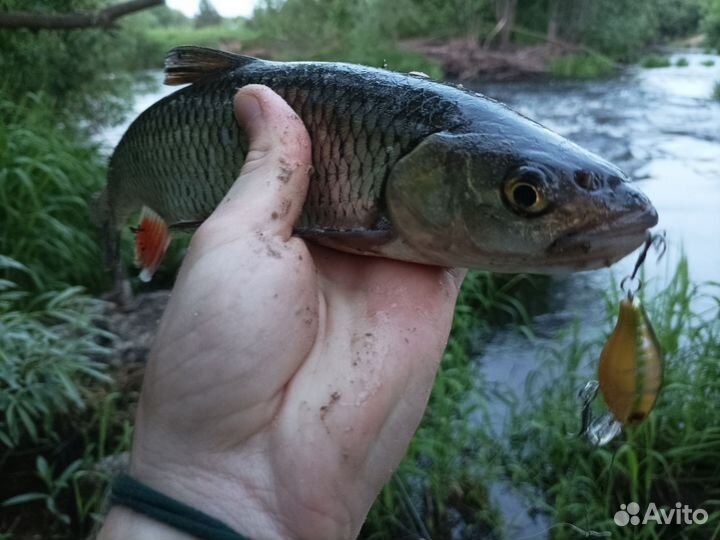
607,175,623,188
574,170,600,191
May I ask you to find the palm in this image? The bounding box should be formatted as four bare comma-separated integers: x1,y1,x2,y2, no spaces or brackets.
137,231,459,538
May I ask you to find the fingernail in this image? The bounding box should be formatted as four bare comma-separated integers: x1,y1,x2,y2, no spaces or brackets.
234,90,263,125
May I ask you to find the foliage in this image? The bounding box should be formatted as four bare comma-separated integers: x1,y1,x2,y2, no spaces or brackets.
133,20,258,70
150,5,190,27
546,53,615,78
195,0,223,28
653,0,704,40
0,92,108,292
701,59,716,66
1,394,133,537
675,56,690,66
251,0,443,75
503,259,720,539
641,54,672,68
0,0,161,124
714,81,720,99
362,272,544,538
0,277,112,450
250,0,715,75
0,271,128,538
703,0,720,49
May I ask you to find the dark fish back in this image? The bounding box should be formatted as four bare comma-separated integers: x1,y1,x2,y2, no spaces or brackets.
108,60,466,231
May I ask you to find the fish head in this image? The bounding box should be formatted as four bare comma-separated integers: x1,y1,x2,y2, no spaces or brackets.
386,130,658,272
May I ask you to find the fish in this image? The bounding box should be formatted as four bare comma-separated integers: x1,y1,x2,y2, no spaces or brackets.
598,296,664,426
97,46,659,280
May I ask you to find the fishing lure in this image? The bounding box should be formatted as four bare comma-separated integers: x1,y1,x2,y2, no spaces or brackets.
579,232,665,445
598,295,663,426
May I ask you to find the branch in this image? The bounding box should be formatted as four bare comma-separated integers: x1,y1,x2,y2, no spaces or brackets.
0,0,164,30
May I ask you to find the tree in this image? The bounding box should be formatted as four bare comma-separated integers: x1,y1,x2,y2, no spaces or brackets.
195,0,223,28
496,0,517,48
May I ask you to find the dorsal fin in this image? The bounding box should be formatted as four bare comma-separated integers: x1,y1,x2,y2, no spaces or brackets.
164,46,259,86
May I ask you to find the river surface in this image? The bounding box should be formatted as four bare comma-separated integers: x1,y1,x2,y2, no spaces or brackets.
473,50,720,538
97,50,720,538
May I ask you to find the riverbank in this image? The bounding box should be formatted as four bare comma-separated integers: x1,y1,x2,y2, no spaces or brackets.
2,21,720,538
404,39,615,80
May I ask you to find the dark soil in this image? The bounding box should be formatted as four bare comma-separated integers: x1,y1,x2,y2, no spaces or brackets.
100,290,170,368
406,39,568,81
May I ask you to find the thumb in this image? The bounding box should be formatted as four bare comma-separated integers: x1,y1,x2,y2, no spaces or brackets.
210,84,312,240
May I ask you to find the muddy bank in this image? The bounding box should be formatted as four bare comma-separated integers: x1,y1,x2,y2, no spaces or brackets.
406,39,574,81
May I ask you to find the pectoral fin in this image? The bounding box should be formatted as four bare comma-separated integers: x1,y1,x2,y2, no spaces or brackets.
134,207,171,283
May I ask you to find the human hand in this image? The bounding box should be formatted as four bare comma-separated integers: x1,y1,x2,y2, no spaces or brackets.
98,85,465,540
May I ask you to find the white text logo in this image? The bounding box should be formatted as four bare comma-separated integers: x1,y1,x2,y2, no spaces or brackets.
614,502,708,527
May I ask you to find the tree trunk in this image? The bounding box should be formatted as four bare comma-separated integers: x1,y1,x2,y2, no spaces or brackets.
547,0,560,42
0,0,163,30
498,0,517,49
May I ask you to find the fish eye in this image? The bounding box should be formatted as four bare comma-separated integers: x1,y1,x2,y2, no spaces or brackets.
503,168,550,215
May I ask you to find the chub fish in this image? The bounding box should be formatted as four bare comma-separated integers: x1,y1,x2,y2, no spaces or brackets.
97,46,658,280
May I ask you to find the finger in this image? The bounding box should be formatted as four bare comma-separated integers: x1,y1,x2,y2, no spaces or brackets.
209,84,312,239
447,267,467,292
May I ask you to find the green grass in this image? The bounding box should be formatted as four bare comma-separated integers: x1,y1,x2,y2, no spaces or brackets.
503,258,720,539
0,278,112,450
546,53,615,79
0,92,108,292
362,271,545,538
640,54,672,68
0,275,132,538
264,37,444,79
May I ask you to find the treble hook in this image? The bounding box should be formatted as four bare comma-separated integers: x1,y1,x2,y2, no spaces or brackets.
620,231,666,296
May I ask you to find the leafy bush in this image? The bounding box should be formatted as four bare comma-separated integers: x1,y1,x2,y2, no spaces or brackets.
0,1,140,123
131,20,259,70
641,54,672,68
0,92,108,291
703,0,720,49
0,274,111,449
653,0,704,39
675,56,690,66
251,0,443,75
504,259,720,539
714,81,720,100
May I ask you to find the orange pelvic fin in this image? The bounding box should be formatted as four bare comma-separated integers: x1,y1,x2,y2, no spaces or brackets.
134,207,171,283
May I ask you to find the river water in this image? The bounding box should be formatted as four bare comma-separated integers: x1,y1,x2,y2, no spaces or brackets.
98,50,720,538
472,50,720,419
473,50,720,538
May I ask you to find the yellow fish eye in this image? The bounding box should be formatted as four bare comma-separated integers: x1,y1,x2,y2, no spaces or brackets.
503,173,550,215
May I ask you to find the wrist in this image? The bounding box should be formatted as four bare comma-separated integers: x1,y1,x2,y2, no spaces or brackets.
98,506,198,540
122,456,294,540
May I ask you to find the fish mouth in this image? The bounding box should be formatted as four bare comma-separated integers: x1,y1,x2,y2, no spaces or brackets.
545,207,659,270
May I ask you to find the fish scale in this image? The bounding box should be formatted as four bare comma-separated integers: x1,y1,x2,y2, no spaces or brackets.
98,46,659,282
